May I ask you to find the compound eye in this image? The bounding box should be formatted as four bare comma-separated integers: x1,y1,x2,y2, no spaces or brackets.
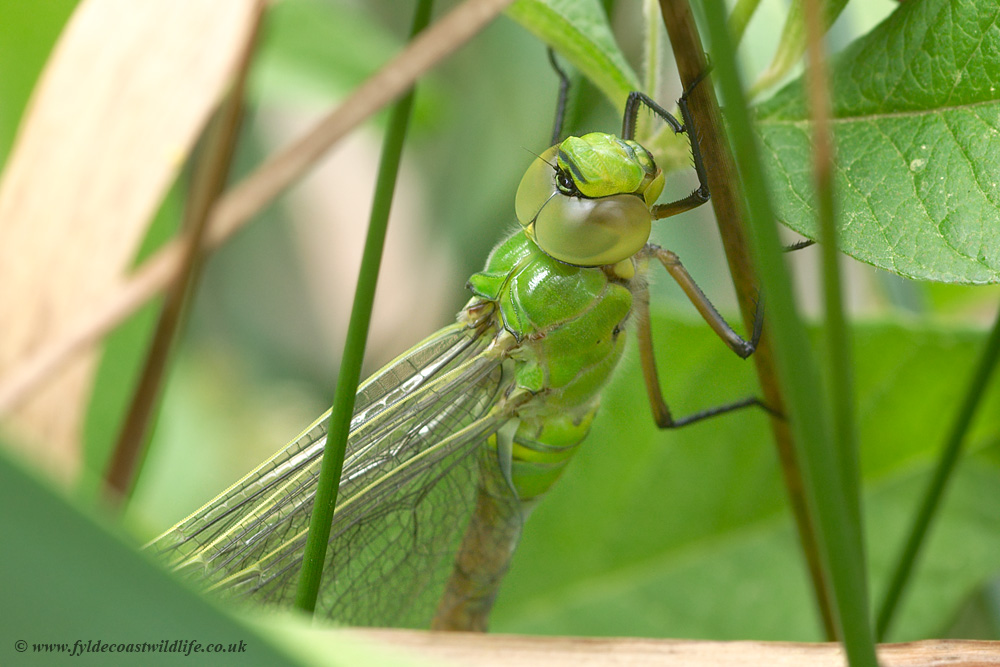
532,193,652,266
555,168,577,196
514,145,653,266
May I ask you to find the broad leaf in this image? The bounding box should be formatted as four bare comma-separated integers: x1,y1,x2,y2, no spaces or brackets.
0,434,432,664
0,443,302,665
758,0,1000,284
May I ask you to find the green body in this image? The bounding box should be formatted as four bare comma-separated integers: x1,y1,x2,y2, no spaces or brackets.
430,229,639,630
468,231,633,500
150,129,665,630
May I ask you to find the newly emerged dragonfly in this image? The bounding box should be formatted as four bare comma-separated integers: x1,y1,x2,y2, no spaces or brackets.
148,67,767,631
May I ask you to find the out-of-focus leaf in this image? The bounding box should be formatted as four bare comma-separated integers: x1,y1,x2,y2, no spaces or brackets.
0,0,78,168
749,0,848,96
0,0,263,482
0,434,431,665
0,439,303,665
757,0,1000,284
507,0,640,110
492,314,1000,640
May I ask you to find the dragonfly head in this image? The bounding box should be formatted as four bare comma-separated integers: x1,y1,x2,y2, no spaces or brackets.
515,132,664,267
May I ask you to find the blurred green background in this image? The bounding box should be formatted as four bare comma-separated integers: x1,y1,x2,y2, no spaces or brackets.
3,0,999,644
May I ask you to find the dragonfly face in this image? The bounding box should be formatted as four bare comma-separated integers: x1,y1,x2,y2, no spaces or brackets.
514,132,665,267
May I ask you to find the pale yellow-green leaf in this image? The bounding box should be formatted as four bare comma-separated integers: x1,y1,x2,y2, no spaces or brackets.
0,0,262,482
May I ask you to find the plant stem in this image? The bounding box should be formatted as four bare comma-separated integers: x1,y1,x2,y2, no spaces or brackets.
727,0,761,46
803,0,866,610
697,2,878,663
876,305,1000,640
293,0,435,615
657,0,836,640
102,4,264,508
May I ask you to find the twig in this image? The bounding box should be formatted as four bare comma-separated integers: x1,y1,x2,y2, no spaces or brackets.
101,2,264,508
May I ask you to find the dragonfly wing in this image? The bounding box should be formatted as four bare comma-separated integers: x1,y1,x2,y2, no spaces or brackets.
148,322,513,627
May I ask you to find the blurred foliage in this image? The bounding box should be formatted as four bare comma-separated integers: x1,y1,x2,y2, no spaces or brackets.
0,440,420,665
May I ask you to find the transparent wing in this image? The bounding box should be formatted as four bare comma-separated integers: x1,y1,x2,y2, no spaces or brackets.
148,322,513,627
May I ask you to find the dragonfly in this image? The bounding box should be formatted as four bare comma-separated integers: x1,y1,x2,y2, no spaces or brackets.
148,64,768,632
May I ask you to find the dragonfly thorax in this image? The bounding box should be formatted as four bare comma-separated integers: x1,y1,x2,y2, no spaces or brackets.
514,134,664,268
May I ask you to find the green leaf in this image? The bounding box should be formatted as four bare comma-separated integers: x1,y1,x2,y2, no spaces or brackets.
0,442,302,665
757,0,1000,284
507,0,640,110
491,314,1000,639
0,436,431,664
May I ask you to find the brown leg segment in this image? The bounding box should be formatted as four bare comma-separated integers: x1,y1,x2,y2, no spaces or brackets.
642,244,760,358
651,194,710,220
635,247,775,428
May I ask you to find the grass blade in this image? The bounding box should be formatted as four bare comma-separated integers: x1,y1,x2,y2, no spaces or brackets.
876,305,1000,640
294,0,435,615
657,0,836,638
698,2,877,663
802,0,863,559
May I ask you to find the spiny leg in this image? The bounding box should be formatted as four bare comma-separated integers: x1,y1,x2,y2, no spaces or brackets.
642,244,761,358
547,48,571,146
623,73,713,220
634,248,776,429
785,238,816,252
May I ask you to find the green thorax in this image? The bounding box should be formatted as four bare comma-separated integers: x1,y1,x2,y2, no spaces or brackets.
466,231,634,500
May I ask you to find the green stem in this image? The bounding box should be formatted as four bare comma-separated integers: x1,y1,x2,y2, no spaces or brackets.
727,0,761,46
876,305,1000,640
639,0,662,141
803,0,865,589
657,0,836,640
293,0,434,615
699,3,877,664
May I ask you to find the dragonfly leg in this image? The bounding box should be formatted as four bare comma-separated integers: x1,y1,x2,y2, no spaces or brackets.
547,48,571,146
633,282,776,429
651,193,709,220
641,244,761,359
785,238,816,252
625,72,712,219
